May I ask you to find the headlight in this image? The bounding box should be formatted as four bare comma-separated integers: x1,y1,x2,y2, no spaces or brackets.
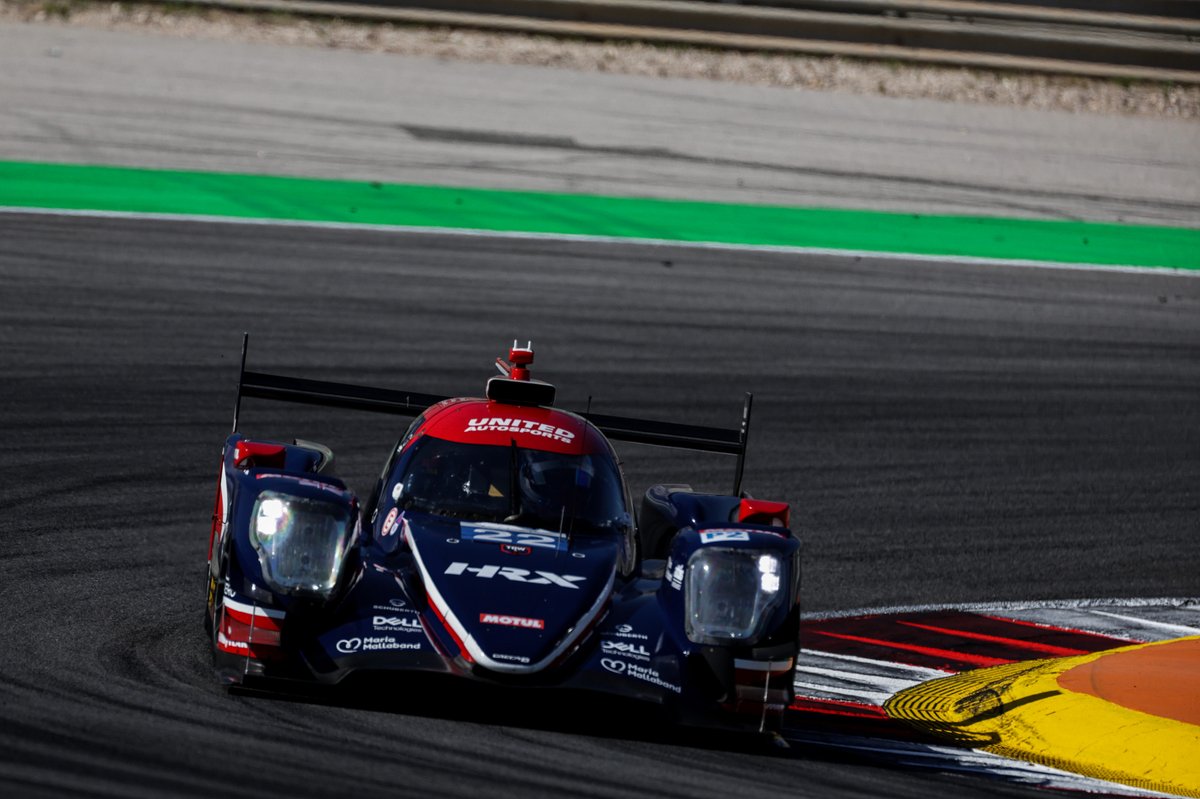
250,491,353,597
684,548,785,645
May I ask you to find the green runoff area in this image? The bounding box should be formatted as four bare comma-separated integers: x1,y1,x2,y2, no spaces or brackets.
1,160,1197,270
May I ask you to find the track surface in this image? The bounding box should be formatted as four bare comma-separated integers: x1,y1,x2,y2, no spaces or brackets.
1,213,1197,797
2,21,1200,225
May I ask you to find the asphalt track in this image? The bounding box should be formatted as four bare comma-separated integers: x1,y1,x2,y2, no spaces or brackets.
1,211,1198,798
3,21,1200,226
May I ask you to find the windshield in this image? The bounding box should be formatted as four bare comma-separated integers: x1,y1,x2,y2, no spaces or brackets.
389,435,627,535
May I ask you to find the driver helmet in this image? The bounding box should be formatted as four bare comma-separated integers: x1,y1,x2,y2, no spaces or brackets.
519,454,594,517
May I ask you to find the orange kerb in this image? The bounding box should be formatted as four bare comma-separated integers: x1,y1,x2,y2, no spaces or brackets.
1058,637,1200,726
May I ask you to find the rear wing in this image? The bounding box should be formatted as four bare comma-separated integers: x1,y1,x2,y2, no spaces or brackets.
231,335,753,495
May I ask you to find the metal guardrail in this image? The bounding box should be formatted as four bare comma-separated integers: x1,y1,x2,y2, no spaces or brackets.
728,0,1200,33
732,0,1200,23
185,0,1200,82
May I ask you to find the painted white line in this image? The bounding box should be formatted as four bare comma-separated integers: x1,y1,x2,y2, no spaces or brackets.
1,205,1197,277
789,732,1180,798
794,649,948,704
1085,609,1200,636
793,681,891,703
223,596,286,619
997,607,1150,642
800,648,953,679
798,665,927,695
806,596,1200,621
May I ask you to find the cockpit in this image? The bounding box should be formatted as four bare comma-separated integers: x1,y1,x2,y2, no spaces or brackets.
388,435,630,537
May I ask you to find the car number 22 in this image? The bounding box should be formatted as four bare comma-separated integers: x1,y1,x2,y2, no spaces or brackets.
463,526,565,551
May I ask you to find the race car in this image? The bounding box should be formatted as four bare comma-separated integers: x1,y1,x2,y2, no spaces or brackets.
205,339,801,731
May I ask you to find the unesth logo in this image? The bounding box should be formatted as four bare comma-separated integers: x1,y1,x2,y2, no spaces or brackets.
610,623,649,641
464,418,575,444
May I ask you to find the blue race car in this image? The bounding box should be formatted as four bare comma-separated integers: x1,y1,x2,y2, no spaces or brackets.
205,341,800,731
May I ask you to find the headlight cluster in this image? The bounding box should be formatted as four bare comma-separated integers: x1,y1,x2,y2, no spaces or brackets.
251,491,354,597
684,548,786,645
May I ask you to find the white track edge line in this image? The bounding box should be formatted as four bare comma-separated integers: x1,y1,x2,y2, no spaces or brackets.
799,648,952,678
1085,609,1200,635
804,596,1200,620
2,206,1197,277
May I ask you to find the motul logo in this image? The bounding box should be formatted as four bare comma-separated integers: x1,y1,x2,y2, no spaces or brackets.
444,561,585,589
480,613,545,630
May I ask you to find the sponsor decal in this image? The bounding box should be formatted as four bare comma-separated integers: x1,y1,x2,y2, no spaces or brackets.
219,634,250,653
608,624,649,641
669,564,684,590
381,507,399,537
491,652,531,664
501,544,532,556
335,636,421,654
480,613,545,630
601,640,650,661
373,615,423,633
254,473,345,495
461,524,564,551
464,418,575,445
391,482,403,501
600,659,681,694
444,562,585,590
371,599,415,613
223,582,235,599
699,529,752,544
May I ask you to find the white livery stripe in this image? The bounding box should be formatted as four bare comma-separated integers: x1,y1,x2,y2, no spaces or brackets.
407,534,614,675
223,597,286,620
